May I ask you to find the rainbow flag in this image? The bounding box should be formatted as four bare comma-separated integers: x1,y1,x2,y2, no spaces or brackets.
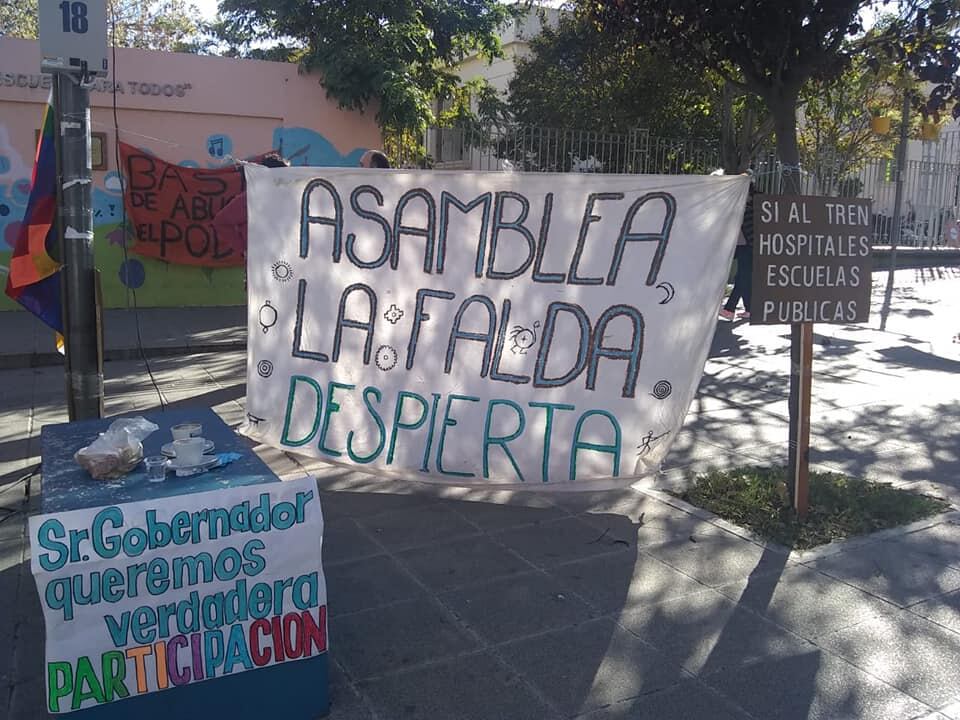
4,93,62,334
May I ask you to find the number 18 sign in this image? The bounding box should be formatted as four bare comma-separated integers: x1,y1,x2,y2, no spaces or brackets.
39,0,109,76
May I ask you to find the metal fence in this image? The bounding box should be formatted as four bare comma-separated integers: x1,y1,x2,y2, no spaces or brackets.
406,126,721,175
389,124,960,248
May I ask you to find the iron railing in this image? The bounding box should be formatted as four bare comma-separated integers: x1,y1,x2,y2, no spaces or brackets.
401,126,721,175
387,124,960,248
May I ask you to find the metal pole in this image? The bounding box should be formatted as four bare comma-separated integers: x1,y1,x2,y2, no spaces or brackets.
879,90,911,331
53,70,104,420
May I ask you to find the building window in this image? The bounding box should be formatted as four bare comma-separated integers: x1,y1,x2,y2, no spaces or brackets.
35,130,108,171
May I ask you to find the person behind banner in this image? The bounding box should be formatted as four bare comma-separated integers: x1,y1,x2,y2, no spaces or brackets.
719,174,756,321
359,150,390,168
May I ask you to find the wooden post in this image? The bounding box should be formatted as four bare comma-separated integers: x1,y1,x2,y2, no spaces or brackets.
791,321,814,518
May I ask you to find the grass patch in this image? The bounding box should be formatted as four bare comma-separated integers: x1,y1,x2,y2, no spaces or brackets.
676,466,950,550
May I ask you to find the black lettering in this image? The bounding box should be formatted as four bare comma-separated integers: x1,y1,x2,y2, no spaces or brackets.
332,284,377,364
156,162,189,194
532,193,564,283
130,191,158,211
347,185,392,269
194,172,228,197
300,178,343,261
407,288,455,370
391,189,436,272
586,304,644,398
292,279,330,362
487,191,535,280
438,191,491,275
126,154,158,191
534,302,590,388
159,220,182,258
184,225,210,257
170,194,189,219
445,295,497,377
210,225,233,260
489,299,530,384
569,193,623,285
607,192,675,286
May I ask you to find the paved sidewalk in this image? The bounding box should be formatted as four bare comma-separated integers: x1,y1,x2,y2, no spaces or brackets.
1,267,959,719
0,305,246,368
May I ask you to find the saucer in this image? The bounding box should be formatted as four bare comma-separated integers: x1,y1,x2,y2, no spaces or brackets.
165,455,219,473
161,440,215,458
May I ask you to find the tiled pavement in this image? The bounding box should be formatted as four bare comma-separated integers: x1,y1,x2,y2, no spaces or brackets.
1,266,959,719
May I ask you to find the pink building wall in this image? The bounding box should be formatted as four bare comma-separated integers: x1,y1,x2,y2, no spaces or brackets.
0,37,381,309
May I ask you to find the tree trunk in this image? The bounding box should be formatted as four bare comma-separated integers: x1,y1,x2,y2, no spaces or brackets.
720,81,738,172
769,88,802,194
720,81,759,174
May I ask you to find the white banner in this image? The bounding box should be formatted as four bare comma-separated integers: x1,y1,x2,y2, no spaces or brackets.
244,168,749,488
29,478,325,713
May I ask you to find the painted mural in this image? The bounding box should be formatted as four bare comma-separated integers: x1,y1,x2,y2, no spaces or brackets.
0,124,31,299
0,126,368,311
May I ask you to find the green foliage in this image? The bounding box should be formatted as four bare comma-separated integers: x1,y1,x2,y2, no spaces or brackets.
1,0,204,52
508,12,720,141
798,50,900,194
110,0,205,52
0,1,38,38
589,0,960,191
216,0,516,133
679,466,949,549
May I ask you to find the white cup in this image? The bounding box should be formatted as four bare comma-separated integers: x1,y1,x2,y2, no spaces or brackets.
173,437,205,466
171,423,202,440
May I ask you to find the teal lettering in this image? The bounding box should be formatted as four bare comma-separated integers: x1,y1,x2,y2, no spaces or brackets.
223,623,254,674
570,410,622,480
293,572,319,610
319,381,355,457
436,394,480,477
203,630,225,678
482,399,526,481
242,539,266,576
347,386,386,463
130,605,157,644
280,375,324,447
386,390,429,464
103,612,131,648
37,519,68,571
91,507,124,559
528,401,575,483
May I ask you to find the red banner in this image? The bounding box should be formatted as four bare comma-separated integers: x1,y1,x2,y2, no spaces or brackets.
120,142,245,267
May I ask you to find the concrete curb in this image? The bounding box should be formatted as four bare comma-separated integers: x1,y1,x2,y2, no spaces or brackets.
0,341,247,370
638,483,960,565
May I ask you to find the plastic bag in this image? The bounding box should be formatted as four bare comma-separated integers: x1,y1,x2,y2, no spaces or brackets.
75,417,159,480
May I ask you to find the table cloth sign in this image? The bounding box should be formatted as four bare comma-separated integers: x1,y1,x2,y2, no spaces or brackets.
29,477,325,714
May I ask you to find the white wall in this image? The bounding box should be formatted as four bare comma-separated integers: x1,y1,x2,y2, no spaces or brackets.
455,7,562,95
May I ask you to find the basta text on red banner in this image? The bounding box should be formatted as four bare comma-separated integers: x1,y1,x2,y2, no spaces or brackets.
120,142,245,267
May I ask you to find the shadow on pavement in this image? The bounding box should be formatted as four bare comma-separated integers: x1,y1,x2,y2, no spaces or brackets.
874,346,960,374
314,485,801,719
708,322,751,359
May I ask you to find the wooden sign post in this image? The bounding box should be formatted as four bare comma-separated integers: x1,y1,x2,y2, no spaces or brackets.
791,322,814,517
752,195,873,517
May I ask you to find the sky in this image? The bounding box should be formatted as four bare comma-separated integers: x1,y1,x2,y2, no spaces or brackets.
193,0,219,21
